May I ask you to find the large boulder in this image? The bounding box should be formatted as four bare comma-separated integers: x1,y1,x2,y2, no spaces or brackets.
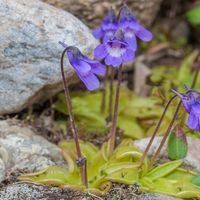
0,0,98,115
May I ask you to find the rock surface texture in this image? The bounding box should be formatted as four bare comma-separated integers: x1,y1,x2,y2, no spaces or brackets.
0,183,181,200
42,0,163,28
0,120,66,183
134,136,200,171
0,0,98,115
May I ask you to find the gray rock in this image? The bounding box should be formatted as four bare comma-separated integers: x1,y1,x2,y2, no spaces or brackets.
134,136,200,171
0,0,98,115
138,193,181,200
0,183,181,200
0,120,66,182
0,183,67,200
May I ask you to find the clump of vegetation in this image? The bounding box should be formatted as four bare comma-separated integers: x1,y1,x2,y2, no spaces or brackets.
19,1,200,199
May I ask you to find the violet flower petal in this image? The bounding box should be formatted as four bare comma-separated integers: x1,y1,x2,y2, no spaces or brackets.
71,60,91,76
187,111,198,130
122,49,135,62
135,25,153,42
92,27,104,39
191,102,200,114
103,30,115,43
77,72,100,91
94,44,108,60
124,34,137,51
90,62,106,76
105,55,122,67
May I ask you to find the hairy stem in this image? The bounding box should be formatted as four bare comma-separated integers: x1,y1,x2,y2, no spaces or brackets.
139,95,177,166
150,100,182,166
60,48,88,188
101,66,108,113
108,67,114,122
108,65,122,157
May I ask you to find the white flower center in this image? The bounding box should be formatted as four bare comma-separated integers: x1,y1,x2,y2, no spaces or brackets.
107,45,126,57
124,29,134,38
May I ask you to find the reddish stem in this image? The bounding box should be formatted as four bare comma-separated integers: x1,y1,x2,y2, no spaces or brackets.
139,95,177,166
108,65,122,156
108,67,114,121
60,48,88,188
101,66,108,113
150,100,182,166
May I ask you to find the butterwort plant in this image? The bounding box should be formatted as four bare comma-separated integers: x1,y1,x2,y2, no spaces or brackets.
94,3,153,156
59,41,106,187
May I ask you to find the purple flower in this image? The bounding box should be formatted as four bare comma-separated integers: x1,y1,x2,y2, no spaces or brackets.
172,86,200,132
94,30,135,67
92,8,118,43
119,4,153,50
59,42,106,91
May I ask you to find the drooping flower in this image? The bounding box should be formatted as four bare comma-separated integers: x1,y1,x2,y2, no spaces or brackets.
172,86,200,132
94,29,135,67
92,8,118,43
59,41,106,91
119,4,153,50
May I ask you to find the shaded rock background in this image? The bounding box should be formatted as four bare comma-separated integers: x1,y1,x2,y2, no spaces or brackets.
0,0,98,115
134,136,200,171
0,119,67,183
42,0,163,28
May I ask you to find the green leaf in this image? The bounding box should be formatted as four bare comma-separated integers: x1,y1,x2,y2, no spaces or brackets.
167,126,188,160
118,116,144,139
105,168,139,185
186,5,200,25
59,140,98,164
166,168,196,182
192,173,200,187
18,166,76,186
175,182,200,198
55,93,107,134
145,160,183,181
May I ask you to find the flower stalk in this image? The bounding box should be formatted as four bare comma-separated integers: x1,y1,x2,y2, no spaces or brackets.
60,48,88,188
150,66,199,166
101,66,108,113
108,67,114,121
139,95,177,166
108,64,123,157
150,100,182,166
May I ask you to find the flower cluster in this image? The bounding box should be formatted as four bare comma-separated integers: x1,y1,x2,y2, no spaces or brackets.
93,3,153,67
172,87,200,132
94,29,135,67
59,3,153,90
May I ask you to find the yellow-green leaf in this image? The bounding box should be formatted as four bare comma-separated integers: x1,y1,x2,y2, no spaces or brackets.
145,160,183,181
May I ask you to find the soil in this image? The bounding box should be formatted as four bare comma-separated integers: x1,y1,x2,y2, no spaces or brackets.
0,179,147,200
